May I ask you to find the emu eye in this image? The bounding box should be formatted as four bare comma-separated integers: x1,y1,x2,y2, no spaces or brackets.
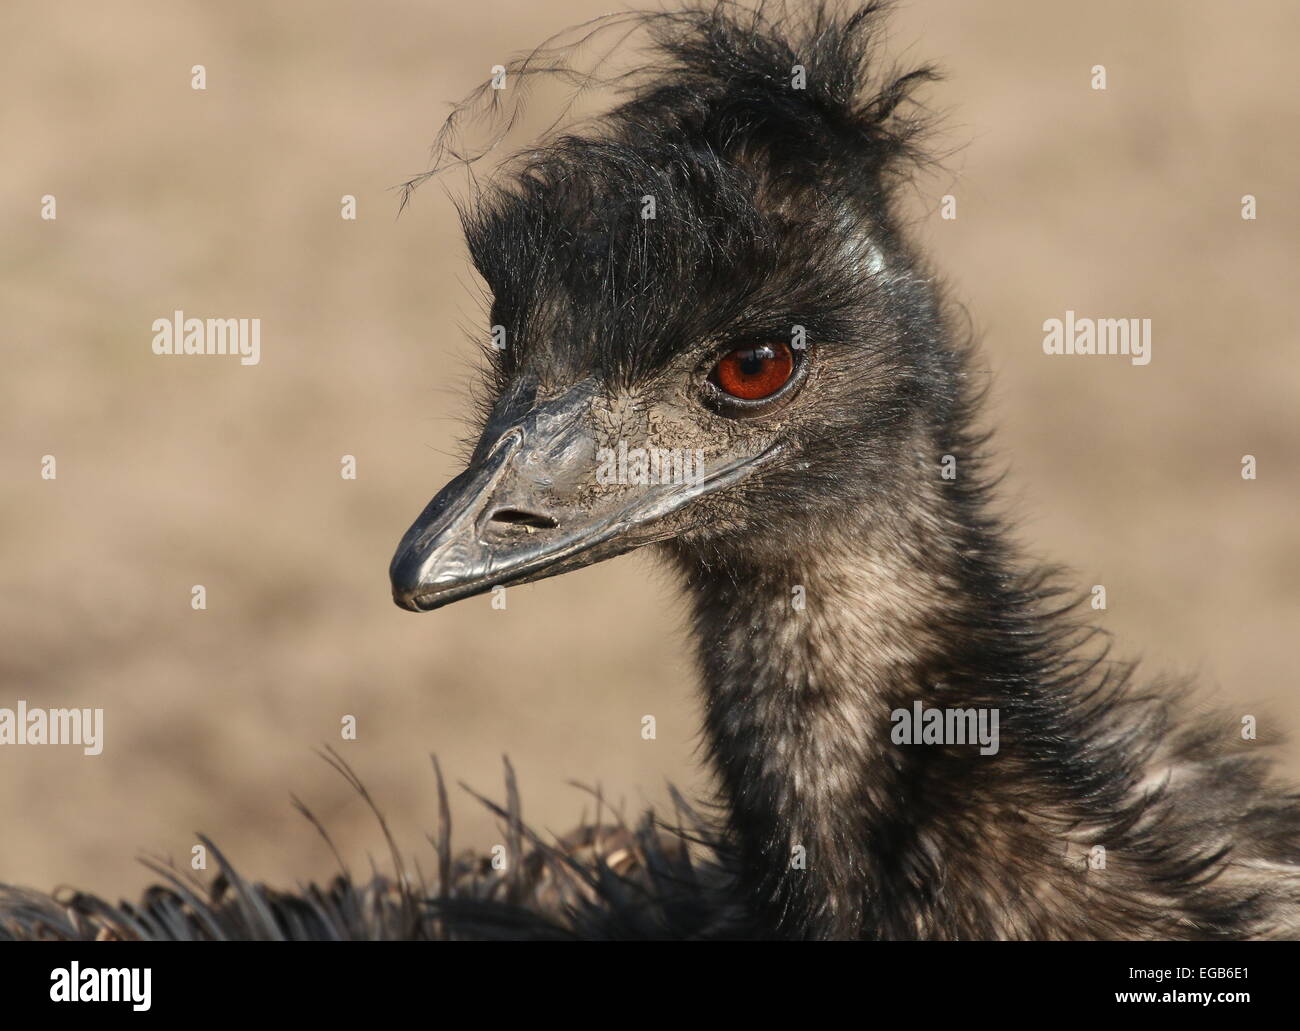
710,342,795,401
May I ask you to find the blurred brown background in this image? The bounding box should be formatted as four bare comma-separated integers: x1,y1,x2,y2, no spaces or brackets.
1,0,1296,897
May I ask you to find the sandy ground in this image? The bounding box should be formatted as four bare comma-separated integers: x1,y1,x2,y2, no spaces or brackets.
1,0,1297,898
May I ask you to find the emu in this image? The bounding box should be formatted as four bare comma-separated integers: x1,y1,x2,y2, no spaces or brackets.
388,2,1300,939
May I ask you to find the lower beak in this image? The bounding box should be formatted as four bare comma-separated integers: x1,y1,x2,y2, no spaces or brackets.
389,414,775,612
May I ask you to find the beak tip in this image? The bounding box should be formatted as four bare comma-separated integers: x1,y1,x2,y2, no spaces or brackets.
389,549,430,612
391,589,425,612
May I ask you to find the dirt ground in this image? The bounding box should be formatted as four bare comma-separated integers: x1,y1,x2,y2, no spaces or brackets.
1,0,1297,898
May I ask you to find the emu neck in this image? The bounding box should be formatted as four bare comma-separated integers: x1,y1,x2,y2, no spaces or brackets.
671,502,1066,939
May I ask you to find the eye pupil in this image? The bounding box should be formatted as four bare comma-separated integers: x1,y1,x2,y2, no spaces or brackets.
738,347,772,377
712,342,795,401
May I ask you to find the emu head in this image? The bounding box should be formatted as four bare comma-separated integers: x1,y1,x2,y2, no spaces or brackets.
391,4,950,612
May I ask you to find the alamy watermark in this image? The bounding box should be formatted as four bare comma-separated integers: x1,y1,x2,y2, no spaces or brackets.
50,963,150,1011
596,440,705,486
1042,310,1151,366
890,701,1000,756
151,310,261,365
0,700,103,755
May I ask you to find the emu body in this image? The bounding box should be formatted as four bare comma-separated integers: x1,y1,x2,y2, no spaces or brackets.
390,2,1300,939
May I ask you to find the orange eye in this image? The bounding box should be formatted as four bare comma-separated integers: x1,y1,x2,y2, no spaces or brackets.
711,342,795,401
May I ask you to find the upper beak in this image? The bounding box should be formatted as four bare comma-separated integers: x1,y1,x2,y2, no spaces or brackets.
389,384,774,612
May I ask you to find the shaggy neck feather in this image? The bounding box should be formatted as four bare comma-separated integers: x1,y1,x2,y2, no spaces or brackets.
671,496,1120,939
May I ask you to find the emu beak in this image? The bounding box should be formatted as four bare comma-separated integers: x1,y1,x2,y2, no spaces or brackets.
389,385,776,612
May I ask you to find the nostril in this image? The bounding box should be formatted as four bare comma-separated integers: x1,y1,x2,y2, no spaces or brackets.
488,508,558,530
